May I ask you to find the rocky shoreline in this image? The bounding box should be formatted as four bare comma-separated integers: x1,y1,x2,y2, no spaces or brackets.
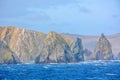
0,26,118,64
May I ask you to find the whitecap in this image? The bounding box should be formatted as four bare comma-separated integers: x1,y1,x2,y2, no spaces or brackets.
24,63,33,64
50,63,58,64
16,63,21,65
43,66,49,69
43,64,52,69
106,73,117,76
6,66,17,71
86,77,103,80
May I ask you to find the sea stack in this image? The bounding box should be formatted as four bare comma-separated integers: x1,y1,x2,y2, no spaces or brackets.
71,38,84,62
92,33,113,60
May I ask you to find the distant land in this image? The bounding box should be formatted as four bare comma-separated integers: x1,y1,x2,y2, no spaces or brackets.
0,26,120,64
63,33,120,56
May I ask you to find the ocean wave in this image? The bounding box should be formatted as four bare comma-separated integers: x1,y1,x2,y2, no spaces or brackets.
106,73,117,76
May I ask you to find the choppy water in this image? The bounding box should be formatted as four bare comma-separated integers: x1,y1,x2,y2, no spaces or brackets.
0,60,120,80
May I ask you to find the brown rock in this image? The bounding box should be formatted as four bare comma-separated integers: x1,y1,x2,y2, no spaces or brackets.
92,33,113,60
0,27,46,63
35,31,73,63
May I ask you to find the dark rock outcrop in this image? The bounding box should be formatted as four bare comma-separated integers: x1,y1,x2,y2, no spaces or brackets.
71,38,84,62
35,31,73,63
92,33,113,60
83,48,92,60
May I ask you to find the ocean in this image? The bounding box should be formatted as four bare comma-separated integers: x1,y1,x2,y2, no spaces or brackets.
0,61,120,80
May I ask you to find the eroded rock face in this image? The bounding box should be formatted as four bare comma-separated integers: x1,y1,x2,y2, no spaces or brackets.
61,34,73,47
92,33,113,60
0,41,19,64
71,38,84,62
0,27,46,63
35,31,73,63
1,27,115,64
0,27,74,64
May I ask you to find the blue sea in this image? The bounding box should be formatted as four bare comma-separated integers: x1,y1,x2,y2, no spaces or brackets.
0,61,120,80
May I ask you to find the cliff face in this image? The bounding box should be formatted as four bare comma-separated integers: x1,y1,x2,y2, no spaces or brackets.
0,27,75,64
0,27,46,63
35,31,73,63
92,34,113,60
0,27,115,64
0,41,19,64
71,38,84,62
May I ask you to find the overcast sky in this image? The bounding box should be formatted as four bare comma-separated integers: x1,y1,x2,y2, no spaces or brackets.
0,0,120,35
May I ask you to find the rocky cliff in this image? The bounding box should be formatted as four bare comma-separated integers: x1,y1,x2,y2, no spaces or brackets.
63,33,120,56
92,33,113,60
71,38,84,62
0,41,19,64
0,27,80,64
0,27,115,64
35,31,73,63
0,27,46,63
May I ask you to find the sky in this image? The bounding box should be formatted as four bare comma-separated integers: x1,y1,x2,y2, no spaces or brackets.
0,0,120,35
